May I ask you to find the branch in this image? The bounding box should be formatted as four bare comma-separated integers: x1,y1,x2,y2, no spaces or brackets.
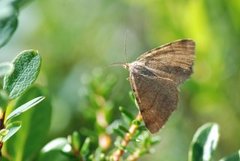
111,113,142,161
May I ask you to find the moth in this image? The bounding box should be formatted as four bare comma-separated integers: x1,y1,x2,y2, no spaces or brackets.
124,39,195,133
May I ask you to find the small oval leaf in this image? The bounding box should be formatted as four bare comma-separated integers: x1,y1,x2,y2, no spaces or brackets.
6,96,45,122
42,138,70,153
188,123,219,161
37,138,72,161
2,121,21,142
0,62,14,77
0,129,9,141
3,50,41,99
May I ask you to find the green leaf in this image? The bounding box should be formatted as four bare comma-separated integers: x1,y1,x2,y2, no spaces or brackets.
3,50,41,99
2,121,21,142
6,96,45,122
4,86,52,161
219,150,240,161
0,90,9,110
119,106,134,123
80,137,91,159
71,131,80,151
0,1,18,48
0,62,14,77
38,138,72,161
128,91,135,103
0,0,35,48
41,138,70,152
188,123,219,161
1,156,10,161
113,128,124,138
14,0,35,8
119,125,129,133
0,129,9,141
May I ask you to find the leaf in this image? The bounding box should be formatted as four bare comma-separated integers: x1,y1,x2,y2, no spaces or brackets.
113,128,124,138
3,50,41,99
188,123,219,161
119,106,134,123
71,131,80,151
41,138,70,153
0,129,9,141
37,138,73,161
0,0,35,48
0,1,18,48
6,96,45,122
119,125,129,133
219,150,240,161
128,91,135,103
14,0,35,8
0,90,9,110
1,156,10,161
2,121,21,142
3,86,52,161
0,62,14,77
80,137,91,158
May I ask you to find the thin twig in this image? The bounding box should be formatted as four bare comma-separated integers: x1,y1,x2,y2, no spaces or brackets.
111,113,142,161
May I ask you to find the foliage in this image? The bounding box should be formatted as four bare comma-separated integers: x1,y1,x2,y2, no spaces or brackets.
0,0,240,161
0,0,34,48
0,51,47,161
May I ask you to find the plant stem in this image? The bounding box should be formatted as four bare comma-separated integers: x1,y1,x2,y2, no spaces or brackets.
111,113,142,161
0,109,5,129
0,110,5,157
126,149,141,161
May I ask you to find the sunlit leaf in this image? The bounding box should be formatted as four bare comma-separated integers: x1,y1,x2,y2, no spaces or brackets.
6,96,45,122
2,121,21,142
80,137,91,159
188,123,219,161
42,138,70,153
219,150,240,161
38,138,72,161
0,62,14,77
4,86,52,161
3,50,41,99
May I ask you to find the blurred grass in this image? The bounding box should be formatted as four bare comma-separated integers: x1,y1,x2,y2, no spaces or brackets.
1,0,240,160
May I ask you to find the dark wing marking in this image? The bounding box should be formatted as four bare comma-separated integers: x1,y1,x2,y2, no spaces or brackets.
129,68,178,133
136,39,195,85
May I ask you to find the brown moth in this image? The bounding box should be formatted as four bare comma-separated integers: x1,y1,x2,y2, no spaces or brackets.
124,39,195,133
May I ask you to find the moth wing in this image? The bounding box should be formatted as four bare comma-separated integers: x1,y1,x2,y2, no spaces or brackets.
129,70,178,133
137,39,195,85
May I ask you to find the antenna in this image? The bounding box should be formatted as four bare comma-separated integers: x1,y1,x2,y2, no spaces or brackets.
124,30,128,64
109,30,129,69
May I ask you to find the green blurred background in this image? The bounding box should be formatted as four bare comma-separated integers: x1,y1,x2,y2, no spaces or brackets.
1,0,240,160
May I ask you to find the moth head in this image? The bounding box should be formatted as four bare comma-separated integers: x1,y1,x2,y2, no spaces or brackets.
123,63,129,70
